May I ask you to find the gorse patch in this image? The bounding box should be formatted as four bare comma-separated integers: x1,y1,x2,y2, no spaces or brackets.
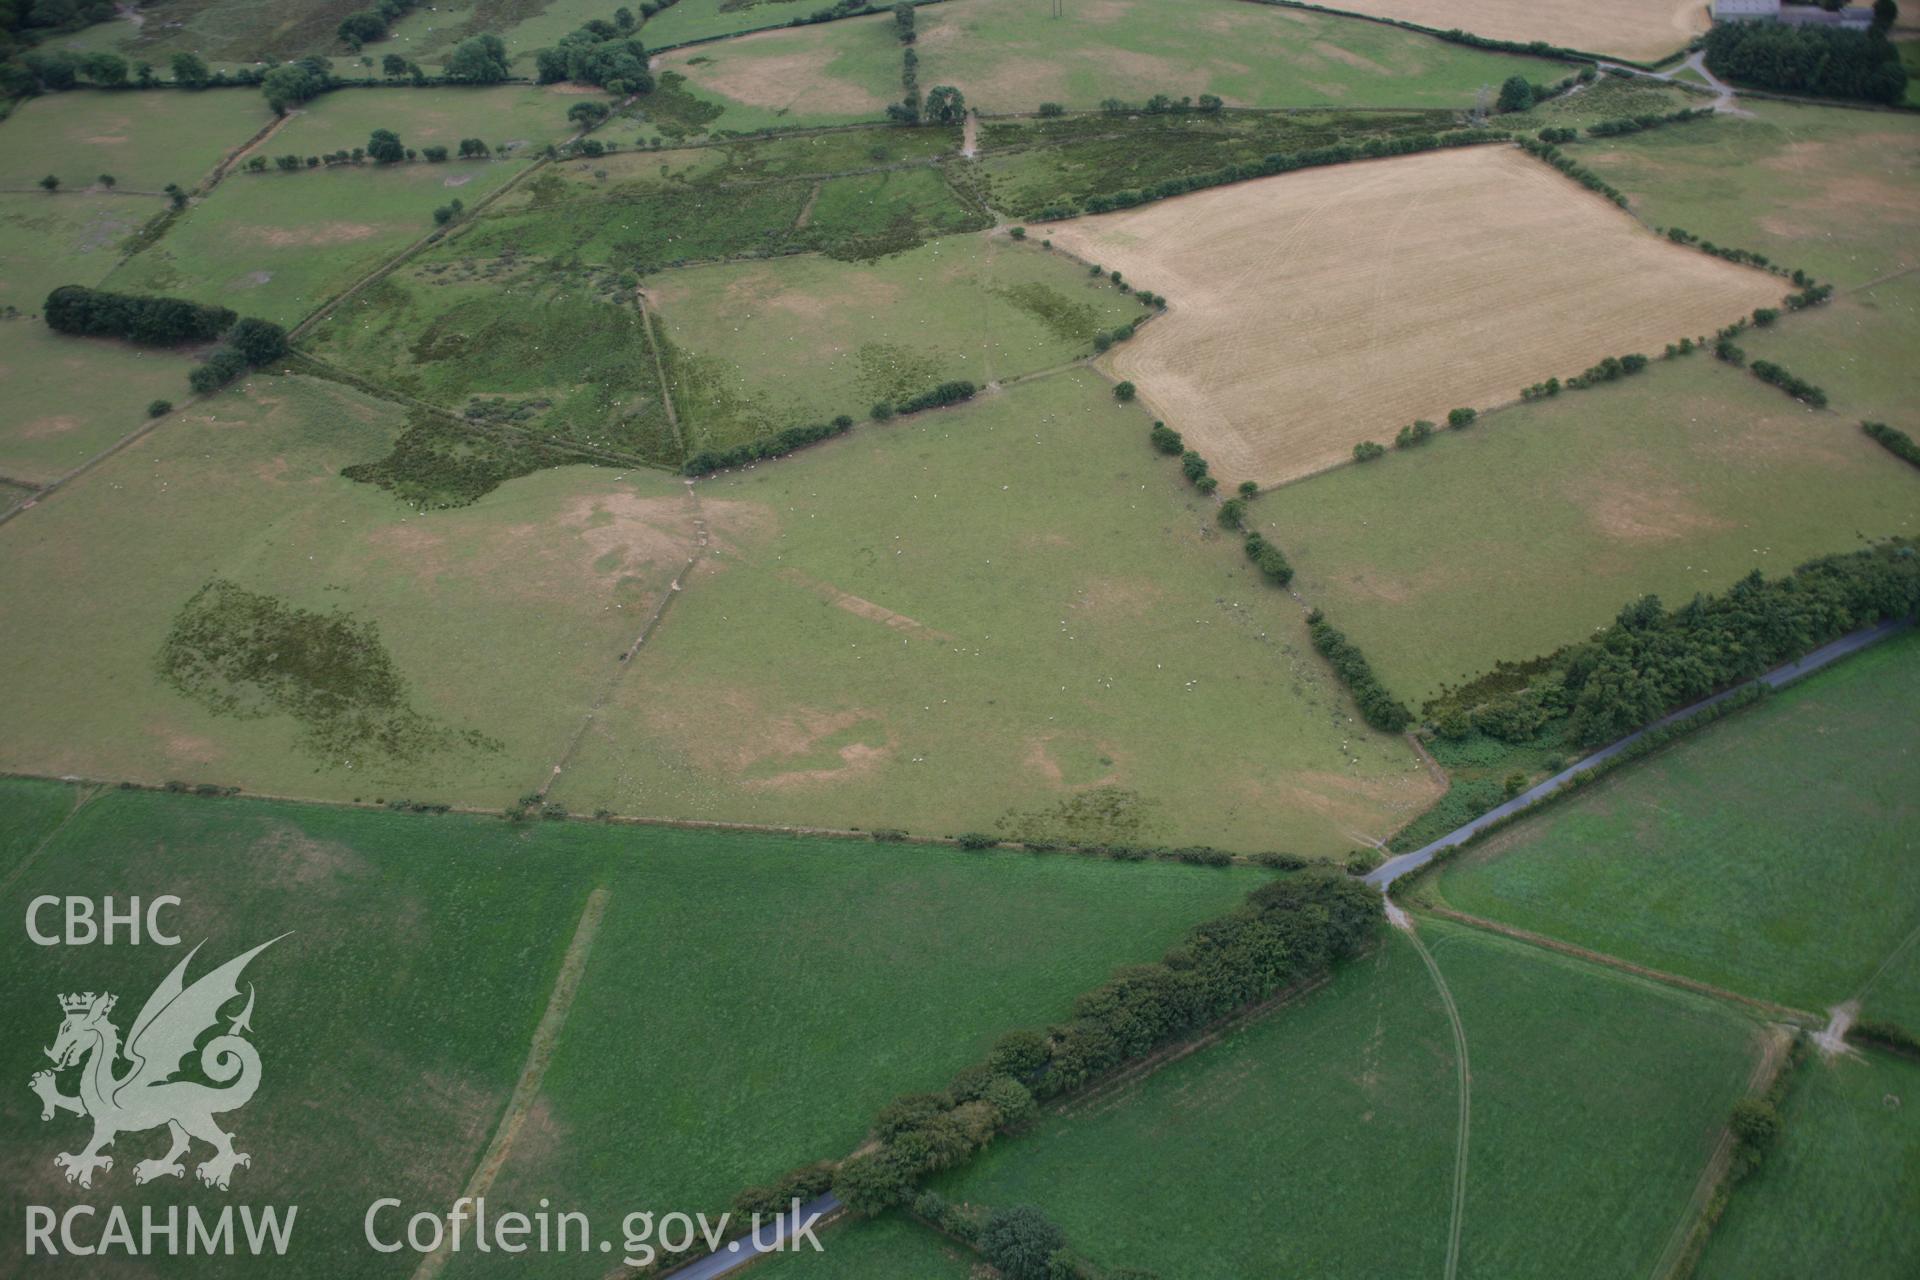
993,281,1101,343
157,580,497,764
340,409,620,508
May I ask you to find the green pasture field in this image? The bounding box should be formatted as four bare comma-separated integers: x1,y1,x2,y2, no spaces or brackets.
1741,273,1920,435
0,192,165,312
0,775,79,880
262,84,592,159
1262,354,1920,706
1863,937,1920,1032
0,88,270,192
937,930,1458,1277
653,13,905,133
645,233,1146,450
969,107,1455,218
1697,1050,1920,1279
304,257,680,463
1427,629,1920,1014
0,321,195,484
1581,99,1920,289
448,156,985,271
0,373,694,810
913,0,1569,113
644,0,827,47
753,1213,977,1278
553,368,1443,854
457,839,1264,1277
0,782,587,1279
937,919,1760,1279
0,782,1252,1275
104,153,535,326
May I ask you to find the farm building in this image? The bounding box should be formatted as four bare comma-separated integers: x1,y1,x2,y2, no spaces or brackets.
1710,0,1875,26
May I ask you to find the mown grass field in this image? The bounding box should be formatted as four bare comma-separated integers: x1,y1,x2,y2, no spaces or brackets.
0,88,269,192
104,154,535,326
1428,630,1920,1013
0,192,166,312
1263,354,1920,705
0,373,687,809
0,321,195,484
552,368,1440,853
654,13,904,132
1321,0,1706,62
1696,1051,1920,1279
0,783,1261,1275
1582,100,1920,290
937,919,1760,1279
644,0,828,46
262,84,591,159
914,0,1568,112
646,233,1146,449
1045,144,1784,490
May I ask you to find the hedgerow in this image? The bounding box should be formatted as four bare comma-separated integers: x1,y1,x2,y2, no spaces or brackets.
684,416,854,475
1308,609,1412,732
1244,532,1293,585
1516,138,1627,206
1748,359,1827,408
831,871,1380,1213
1863,421,1920,470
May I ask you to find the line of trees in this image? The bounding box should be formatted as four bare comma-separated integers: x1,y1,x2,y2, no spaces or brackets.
890,379,976,415
830,870,1380,1214
1244,531,1294,586
1585,106,1714,138
43,284,234,344
1428,542,1920,748
1308,608,1412,732
1516,138,1628,207
1702,21,1907,104
1863,421,1920,469
1748,358,1827,408
187,316,288,393
682,416,854,475
1564,352,1649,390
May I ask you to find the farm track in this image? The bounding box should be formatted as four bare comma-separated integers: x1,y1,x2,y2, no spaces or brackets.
1394,910,1471,1280
412,887,612,1280
634,287,686,456
0,783,100,898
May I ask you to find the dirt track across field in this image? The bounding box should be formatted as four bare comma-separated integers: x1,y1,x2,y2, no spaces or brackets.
1043,145,1784,490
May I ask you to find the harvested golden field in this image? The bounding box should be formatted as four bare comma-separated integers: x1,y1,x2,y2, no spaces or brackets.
1044,145,1786,490
1319,0,1706,62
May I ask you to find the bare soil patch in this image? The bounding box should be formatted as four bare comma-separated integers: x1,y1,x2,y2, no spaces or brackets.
1044,146,1785,489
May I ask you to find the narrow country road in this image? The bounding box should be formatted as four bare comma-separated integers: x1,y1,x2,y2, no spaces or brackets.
1366,616,1915,891
659,1196,840,1279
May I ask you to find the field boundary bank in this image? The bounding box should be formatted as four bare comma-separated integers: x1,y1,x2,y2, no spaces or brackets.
0,770,1282,870
535,485,708,802
1369,616,1915,890
412,886,611,1280
1650,1026,1797,1280
1417,905,1820,1023
287,351,675,473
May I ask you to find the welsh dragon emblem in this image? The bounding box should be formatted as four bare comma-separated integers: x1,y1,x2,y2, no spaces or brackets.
30,937,283,1191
